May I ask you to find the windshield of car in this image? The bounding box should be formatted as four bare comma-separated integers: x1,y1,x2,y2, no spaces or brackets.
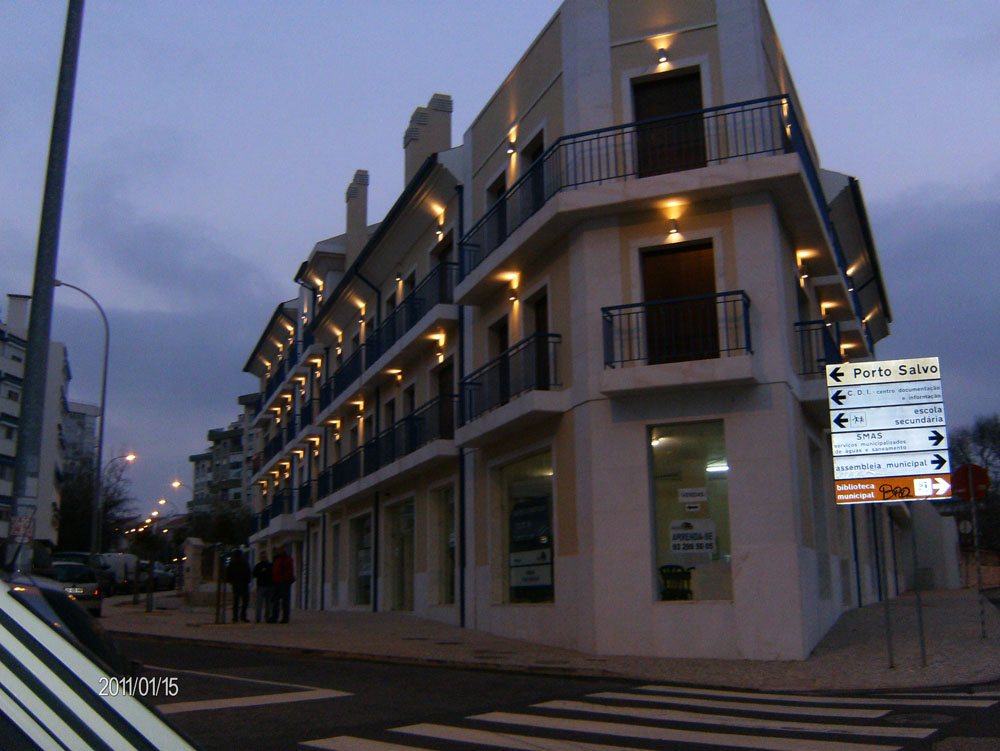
52,563,97,584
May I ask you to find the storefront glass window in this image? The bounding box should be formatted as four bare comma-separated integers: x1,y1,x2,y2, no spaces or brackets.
650,421,732,601
501,452,554,604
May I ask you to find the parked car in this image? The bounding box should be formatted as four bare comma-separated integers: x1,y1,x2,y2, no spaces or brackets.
0,572,202,749
51,561,103,617
51,551,116,597
102,552,140,593
137,560,176,591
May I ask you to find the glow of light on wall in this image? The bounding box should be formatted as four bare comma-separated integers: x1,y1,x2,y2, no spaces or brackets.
706,461,729,473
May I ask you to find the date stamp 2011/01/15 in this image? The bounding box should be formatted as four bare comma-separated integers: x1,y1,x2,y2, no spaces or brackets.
98,676,178,698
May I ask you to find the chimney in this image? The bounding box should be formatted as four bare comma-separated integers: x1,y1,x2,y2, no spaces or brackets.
403,93,453,184
5,294,30,334
345,169,369,265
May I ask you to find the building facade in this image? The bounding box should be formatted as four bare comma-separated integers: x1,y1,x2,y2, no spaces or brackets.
242,0,957,660
1,294,70,549
188,416,253,516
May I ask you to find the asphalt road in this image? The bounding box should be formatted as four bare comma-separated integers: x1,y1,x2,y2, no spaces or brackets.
116,635,1000,751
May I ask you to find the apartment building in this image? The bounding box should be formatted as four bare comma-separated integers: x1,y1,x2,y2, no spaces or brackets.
1,294,70,549
188,416,253,515
243,0,957,660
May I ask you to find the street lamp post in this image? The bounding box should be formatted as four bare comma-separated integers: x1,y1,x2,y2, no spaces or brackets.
53,279,116,565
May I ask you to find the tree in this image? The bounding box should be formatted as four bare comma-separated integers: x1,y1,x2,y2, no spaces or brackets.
56,462,135,552
949,414,1000,551
186,499,252,548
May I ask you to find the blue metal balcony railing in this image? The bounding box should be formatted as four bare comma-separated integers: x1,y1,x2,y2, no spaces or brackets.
461,97,791,279
367,263,459,363
794,319,842,376
257,337,319,417
262,433,283,464
601,291,751,368
461,333,560,424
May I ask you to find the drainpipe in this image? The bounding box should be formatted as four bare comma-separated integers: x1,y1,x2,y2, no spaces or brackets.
372,491,380,613
455,184,468,629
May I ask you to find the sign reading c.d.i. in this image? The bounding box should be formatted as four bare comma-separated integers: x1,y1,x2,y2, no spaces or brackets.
827,357,950,505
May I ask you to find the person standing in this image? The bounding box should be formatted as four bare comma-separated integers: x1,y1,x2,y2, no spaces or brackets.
271,546,295,624
252,551,274,623
225,548,251,623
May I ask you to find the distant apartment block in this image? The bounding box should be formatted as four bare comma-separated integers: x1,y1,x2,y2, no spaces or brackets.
1,294,71,549
240,0,957,660
188,415,253,515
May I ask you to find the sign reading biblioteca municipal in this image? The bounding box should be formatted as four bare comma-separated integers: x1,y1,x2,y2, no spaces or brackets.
827,357,951,504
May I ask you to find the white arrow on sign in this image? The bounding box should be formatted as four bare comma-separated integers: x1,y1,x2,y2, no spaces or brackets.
834,451,949,480
830,403,946,433
832,427,948,457
828,380,943,410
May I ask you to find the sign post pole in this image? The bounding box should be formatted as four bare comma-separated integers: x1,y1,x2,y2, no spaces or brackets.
968,463,986,639
826,356,951,670
909,515,926,666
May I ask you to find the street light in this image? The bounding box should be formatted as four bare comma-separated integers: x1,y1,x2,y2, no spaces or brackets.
53,280,118,565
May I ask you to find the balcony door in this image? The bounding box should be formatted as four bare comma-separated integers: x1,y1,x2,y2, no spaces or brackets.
633,68,705,176
642,241,718,364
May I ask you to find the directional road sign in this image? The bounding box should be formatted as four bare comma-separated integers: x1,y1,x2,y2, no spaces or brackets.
827,357,950,504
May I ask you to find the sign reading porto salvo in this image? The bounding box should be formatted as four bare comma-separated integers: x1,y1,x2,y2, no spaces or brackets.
826,357,950,504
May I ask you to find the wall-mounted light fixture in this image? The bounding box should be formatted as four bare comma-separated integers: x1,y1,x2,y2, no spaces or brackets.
436,228,444,240
508,284,518,302
667,218,679,235
395,271,402,283
658,48,668,64
506,139,515,155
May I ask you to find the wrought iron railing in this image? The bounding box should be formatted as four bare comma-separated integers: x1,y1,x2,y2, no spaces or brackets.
601,291,751,368
461,333,560,424
299,398,315,429
794,319,842,376
368,262,459,362
296,482,312,511
252,507,270,534
332,348,363,401
460,97,791,278
321,395,458,496
270,489,292,518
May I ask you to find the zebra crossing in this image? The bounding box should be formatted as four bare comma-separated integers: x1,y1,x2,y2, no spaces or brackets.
300,682,999,751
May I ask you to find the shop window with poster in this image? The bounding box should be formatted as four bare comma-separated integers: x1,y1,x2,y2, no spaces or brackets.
500,452,554,604
650,421,732,601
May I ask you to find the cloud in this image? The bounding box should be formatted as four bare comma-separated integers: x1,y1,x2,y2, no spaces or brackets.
870,178,1000,429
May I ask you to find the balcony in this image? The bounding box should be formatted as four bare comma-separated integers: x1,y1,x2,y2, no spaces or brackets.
599,292,754,395
460,97,792,283
367,262,458,364
795,319,842,407
314,395,459,509
270,489,293,518
456,333,564,447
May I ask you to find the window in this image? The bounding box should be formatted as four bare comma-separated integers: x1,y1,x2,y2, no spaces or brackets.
350,513,372,606
649,421,732,601
5,389,18,402
2,426,14,440
433,485,456,605
500,452,554,604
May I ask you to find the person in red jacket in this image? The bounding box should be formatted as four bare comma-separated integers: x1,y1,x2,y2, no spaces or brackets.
270,546,295,624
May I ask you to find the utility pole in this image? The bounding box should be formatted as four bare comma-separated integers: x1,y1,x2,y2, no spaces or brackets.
9,1,85,569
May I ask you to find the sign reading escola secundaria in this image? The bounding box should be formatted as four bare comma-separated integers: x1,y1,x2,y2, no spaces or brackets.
826,357,951,504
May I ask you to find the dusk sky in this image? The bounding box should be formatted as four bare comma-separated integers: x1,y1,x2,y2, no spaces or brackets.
2,1,998,514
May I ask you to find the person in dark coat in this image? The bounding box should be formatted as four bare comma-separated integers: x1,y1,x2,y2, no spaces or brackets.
225,548,251,623
252,552,273,623
270,546,295,624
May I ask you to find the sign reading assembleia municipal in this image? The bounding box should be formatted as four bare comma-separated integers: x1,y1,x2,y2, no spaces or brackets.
826,357,951,505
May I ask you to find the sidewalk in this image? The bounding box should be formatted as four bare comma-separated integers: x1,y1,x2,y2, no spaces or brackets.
102,587,1000,692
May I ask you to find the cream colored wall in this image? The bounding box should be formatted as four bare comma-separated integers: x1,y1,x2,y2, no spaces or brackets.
608,0,716,43
468,15,563,218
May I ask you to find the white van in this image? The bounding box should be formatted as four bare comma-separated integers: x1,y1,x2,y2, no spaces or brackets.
102,553,139,594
